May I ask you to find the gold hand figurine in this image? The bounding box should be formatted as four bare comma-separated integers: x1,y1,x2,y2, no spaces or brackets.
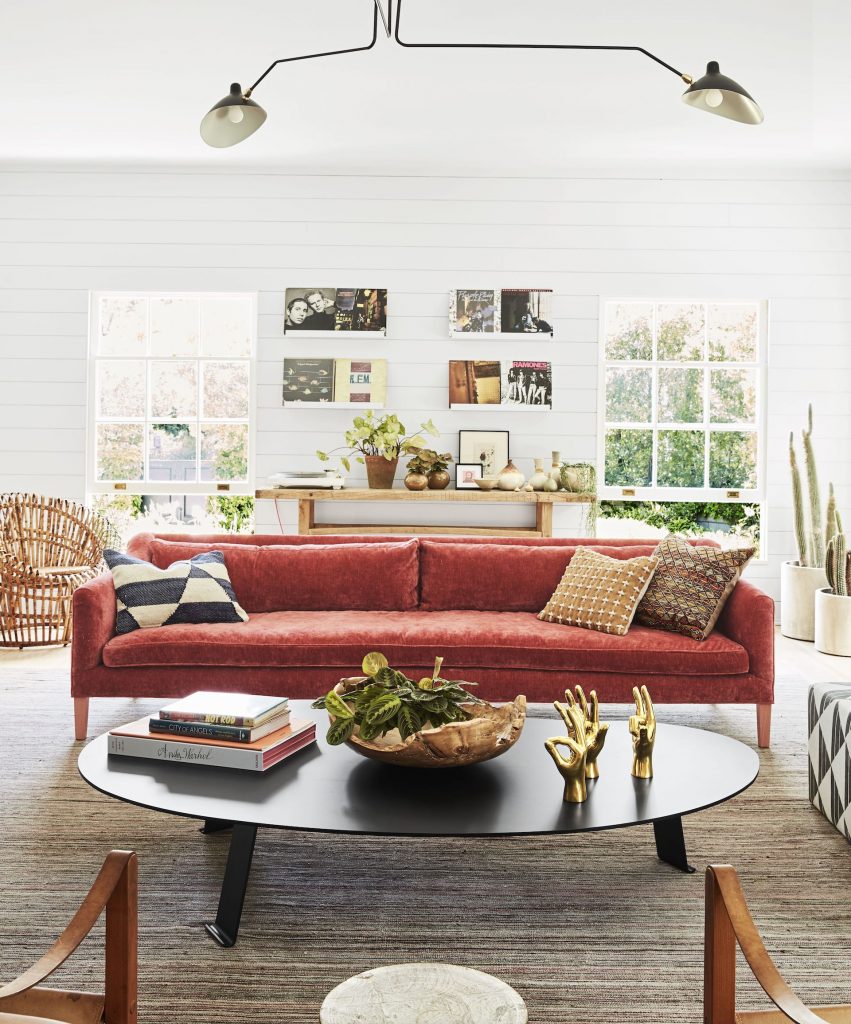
564,685,609,779
629,684,657,779
545,700,590,803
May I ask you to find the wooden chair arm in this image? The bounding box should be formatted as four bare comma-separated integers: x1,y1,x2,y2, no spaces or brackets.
707,865,832,1024
0,852,136,1001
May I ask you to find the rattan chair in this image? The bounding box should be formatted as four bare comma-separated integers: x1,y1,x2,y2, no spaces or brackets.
0,851,137,1024
0,494,121,648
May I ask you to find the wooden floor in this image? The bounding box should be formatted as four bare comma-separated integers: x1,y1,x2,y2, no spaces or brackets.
1,629,849,683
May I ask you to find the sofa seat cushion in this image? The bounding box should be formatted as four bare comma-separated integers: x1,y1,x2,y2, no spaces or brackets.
102,610,749,676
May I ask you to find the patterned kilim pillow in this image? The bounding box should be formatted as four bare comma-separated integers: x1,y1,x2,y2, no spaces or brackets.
635,536,754,641
538,547,658,636
104,549,248,635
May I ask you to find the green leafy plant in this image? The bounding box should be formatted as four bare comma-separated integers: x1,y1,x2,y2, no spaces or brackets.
406,448,453,475
316,411,439,473
312,652,483,745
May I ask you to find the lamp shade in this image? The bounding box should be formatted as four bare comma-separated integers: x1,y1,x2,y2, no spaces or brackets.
200,83,267,147
681,61,763,125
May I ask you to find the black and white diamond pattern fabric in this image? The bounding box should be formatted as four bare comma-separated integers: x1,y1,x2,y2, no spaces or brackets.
808,683,851,843
104,549,248,635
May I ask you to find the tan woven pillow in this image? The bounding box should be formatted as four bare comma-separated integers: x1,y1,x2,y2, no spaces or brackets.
635,536,754,641
538,547,658,636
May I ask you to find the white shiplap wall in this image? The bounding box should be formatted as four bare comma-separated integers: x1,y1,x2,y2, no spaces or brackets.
1,166,850,609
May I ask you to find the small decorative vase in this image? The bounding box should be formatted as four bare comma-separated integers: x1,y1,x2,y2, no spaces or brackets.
364,455,399,490
549,450,562,490
496,460,525,491
529,459,549,491
542,476,558,492
404,472,428,491
427,469,451,490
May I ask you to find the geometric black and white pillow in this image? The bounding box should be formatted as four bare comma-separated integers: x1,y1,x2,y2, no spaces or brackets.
104,549,249,635
808,683,851,844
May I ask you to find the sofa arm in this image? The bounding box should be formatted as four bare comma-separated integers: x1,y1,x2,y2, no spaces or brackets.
716,578,775,691
71,573,117,678
126,532,154,560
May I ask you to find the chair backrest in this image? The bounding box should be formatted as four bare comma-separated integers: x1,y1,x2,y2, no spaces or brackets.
0,494,120,569
705,865,844,1024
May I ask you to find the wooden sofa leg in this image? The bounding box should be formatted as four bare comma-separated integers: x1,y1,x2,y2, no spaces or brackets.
756,703,771,749
74,697,90,741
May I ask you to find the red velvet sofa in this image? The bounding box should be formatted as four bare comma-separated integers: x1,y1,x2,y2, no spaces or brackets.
71,533,775,746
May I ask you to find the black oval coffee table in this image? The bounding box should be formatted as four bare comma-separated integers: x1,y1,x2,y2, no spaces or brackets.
78,702,759,947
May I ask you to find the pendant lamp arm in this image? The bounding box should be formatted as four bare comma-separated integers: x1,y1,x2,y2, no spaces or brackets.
394,0,689,82
247,3,380,94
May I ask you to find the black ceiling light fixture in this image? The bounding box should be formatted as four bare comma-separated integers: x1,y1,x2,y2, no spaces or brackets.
200,0,763,147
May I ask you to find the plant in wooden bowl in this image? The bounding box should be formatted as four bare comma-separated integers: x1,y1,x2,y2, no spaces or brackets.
312,652,527,767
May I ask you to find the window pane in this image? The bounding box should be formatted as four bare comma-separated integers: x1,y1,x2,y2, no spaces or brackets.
604,303,653,360
605,367,651,422
708,304,758,362
98,297,147,356
202,361,250,419
604,429,652,486
709,431,757,488
96,423,144,481
97,360,146,418
658,367,704,423
200,423,249,481
150,361,198,419
658,430,705,487
202,297,252,357
148,424,197,482
657,303,705,361
150,297,199,357
710,368,756,423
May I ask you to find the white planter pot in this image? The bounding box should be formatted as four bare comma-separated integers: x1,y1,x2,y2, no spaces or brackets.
815,588,851,657
780,560,828,641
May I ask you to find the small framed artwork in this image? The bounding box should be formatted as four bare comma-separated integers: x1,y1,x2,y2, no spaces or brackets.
455,463,484,490
458,429,509,478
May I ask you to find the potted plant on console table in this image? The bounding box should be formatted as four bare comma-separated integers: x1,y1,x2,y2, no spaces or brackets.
317,410,440,490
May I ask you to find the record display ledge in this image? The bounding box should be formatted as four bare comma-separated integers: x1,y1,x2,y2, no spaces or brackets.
283,401,386,409
255,487,595,538
449,404,552,412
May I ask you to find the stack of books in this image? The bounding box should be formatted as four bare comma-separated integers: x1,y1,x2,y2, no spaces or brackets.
107,692,316,772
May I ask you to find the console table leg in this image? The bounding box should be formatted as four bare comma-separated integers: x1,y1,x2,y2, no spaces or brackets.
204,822,257,946
653,815,695,873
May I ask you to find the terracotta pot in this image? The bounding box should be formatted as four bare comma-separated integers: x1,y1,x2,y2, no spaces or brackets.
404,472,428,491
780,560,827,641
364,455,398,490
427,469,451,490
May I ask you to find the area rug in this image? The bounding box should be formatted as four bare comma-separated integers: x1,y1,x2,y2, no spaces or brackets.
1,668,849,1024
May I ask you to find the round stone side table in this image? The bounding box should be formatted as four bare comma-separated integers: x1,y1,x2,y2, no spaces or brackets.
319,963,528,1024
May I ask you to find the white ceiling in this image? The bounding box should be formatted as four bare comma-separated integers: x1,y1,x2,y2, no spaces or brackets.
2,0,850,172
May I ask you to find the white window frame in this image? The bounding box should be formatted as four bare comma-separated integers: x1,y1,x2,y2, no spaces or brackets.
596,298,768,505
86,291,257,497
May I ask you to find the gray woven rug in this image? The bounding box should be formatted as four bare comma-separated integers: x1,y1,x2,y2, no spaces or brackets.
1,668,849,1023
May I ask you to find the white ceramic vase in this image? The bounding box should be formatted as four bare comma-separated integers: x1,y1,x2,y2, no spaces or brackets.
815,588,851,656
529,458,549,491
780,560,828,641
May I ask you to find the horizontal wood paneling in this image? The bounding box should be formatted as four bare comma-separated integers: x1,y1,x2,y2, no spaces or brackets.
0,166,849,611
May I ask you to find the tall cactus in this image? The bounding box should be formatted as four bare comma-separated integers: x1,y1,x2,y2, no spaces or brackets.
789,431,809,565
826,483,837,549
802,404,824,566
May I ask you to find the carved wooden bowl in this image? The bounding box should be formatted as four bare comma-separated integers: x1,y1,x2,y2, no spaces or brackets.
331,679,527,768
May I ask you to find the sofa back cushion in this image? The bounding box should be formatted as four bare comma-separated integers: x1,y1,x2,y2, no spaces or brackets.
146,538,419,612
419,540,662,612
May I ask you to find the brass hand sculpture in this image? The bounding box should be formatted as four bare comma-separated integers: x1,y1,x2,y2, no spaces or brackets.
564,685,609,779
545,699,590,803
629,684,657,779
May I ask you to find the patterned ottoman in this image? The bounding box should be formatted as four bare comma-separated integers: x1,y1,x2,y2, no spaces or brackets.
808,683,851,843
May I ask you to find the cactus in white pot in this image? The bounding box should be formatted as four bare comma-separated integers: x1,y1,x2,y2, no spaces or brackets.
781,405,833,641
816,514,851,656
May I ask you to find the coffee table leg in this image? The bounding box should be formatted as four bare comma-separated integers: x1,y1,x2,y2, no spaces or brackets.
204,822,258,946
653,815,696,873
200,818,233,834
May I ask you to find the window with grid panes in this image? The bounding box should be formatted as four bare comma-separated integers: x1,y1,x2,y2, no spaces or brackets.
599,301,765,501
88,293,255,495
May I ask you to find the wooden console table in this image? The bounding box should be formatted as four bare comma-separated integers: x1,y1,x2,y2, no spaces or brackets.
255,488,595,538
